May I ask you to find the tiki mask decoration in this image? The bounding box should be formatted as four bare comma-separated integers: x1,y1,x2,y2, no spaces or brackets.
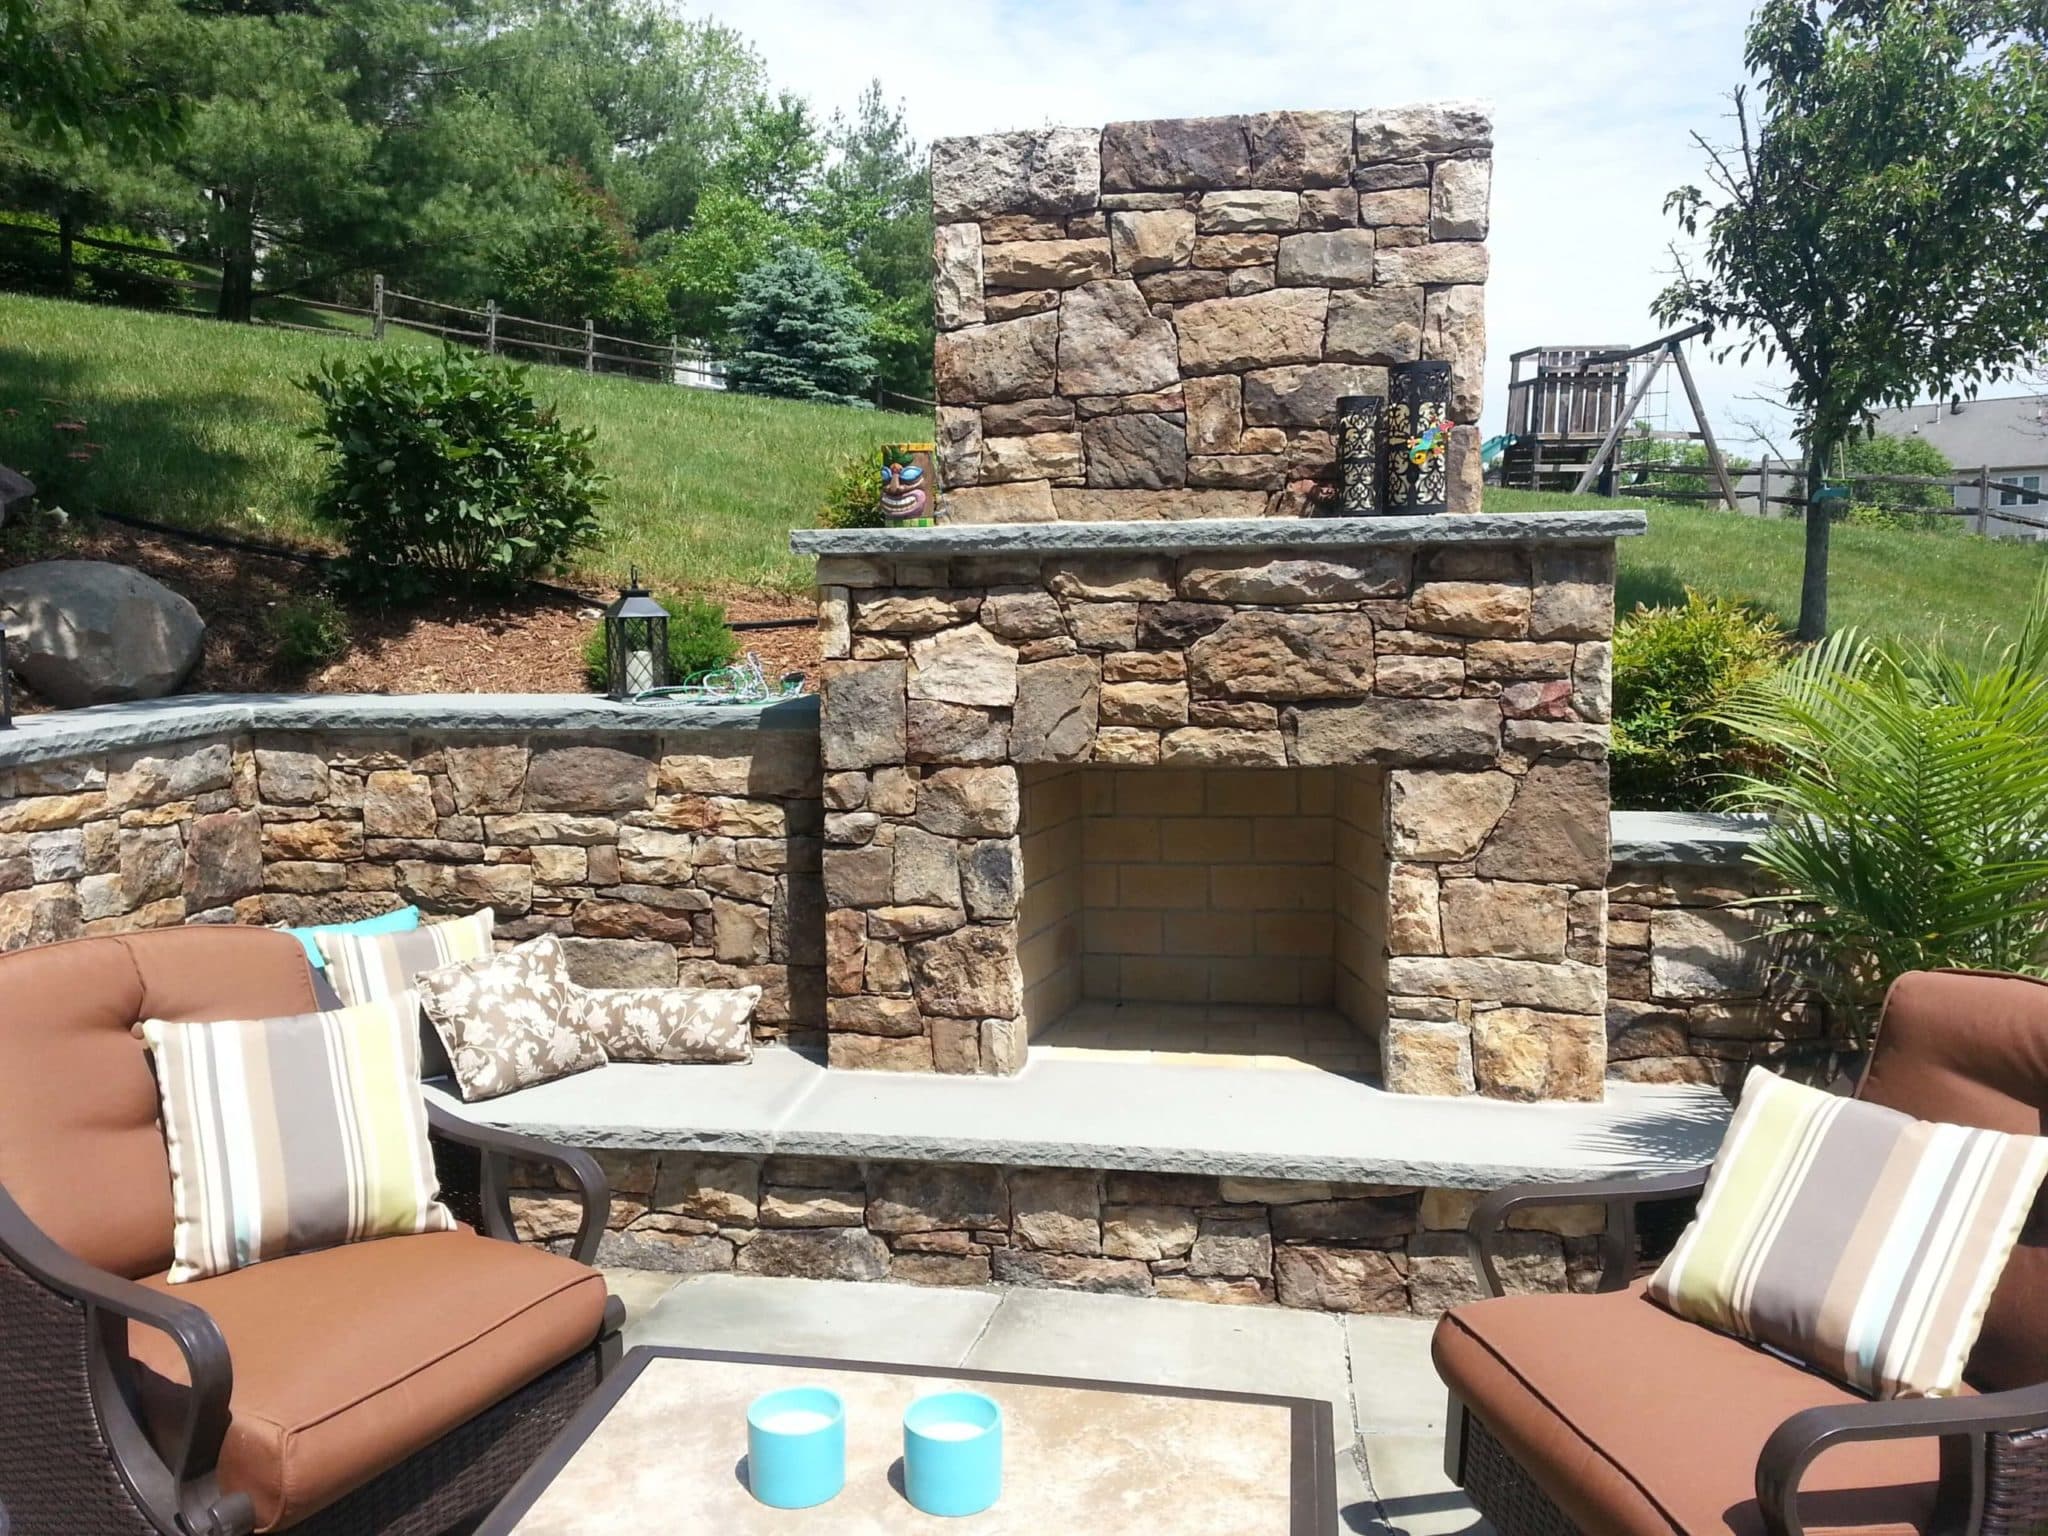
880,444,937,526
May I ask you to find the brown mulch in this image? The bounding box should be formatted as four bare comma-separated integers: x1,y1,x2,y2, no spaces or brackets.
0,519,821,706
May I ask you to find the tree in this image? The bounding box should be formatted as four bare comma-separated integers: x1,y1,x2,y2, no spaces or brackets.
156,3,544,321
652,183,798,346
1656,0,2048,640
723,242,875,406
1620,422,1753,500
716,90,823,215
1842,431,1954,515
815,80,932,400
1,0,180,153
470,0,763,236
490,166,665,335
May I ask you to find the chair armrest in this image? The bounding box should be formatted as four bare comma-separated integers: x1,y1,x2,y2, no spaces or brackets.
426,1102,611,1265
1756,1382,2048,1536
0,1185,253,1535
1467,1167,1710,1298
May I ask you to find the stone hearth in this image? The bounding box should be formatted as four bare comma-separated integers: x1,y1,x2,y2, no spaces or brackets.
795,514,1642,1100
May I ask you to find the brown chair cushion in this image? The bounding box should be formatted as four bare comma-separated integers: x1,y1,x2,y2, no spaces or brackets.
1857,969,2048,1392
1434,1286,1942,1536
0,927,319,1279
127,1228,606,1533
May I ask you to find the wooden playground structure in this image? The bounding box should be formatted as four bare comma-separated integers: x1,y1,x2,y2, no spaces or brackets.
1493,321,1741,510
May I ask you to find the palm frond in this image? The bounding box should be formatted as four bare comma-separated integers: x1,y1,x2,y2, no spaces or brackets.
1705,594,2048,1037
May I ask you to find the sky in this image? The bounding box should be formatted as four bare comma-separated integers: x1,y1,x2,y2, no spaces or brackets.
689,0,1801,458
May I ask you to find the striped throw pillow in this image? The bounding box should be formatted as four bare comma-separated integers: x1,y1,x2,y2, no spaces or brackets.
138,995,455,1283
1648,1068,2048,1398
315,908,496,1008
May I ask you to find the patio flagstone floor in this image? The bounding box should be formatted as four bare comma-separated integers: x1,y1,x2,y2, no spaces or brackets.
605,1268,1491,1536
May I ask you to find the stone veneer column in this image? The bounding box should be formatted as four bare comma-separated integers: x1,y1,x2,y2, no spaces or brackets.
928,104,1492,523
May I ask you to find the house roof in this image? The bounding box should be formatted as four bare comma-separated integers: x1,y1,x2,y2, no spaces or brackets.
1868,394,2048,470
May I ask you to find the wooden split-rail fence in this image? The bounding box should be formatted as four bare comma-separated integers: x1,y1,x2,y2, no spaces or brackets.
1,221,937,410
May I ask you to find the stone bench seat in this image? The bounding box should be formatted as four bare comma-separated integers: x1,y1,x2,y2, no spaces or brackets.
427,1046,1730,1190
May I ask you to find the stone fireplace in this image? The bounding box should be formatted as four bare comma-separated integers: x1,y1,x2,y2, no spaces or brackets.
794,102,1637,1100
796,516,1639,1099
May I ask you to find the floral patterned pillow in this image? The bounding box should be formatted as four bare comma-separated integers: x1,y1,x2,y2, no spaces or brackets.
574,984,759,1065
414,934,607,1102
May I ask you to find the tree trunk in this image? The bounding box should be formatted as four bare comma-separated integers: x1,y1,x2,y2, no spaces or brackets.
217,240,255,323
1797,438,1832,642
214,191,257,323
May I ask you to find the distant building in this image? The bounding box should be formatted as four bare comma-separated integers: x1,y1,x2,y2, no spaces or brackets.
1867,394,2048,540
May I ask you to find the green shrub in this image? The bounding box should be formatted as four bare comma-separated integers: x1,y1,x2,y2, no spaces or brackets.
582,591,739,691
1611,589,1789,809
1712,595,2048,1038
1841,431,1954,513
263,593,351,671
1842,501,1961,535
300,348,605,603
0,215,183,308
819,449,883,528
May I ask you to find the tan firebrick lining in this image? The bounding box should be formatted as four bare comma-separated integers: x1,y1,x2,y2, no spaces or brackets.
1018,765,1388,1060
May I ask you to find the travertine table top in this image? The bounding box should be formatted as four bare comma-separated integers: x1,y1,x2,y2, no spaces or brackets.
484,1348,1334,1534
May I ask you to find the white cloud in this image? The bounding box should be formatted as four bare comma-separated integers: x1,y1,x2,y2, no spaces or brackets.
687,0,1793,455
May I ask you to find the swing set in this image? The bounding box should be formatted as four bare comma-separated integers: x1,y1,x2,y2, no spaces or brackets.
1491,322,1741,511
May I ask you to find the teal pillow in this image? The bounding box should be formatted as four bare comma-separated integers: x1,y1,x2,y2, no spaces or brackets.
286,907,421,969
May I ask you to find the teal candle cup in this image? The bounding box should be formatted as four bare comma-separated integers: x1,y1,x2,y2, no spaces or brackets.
902,1390,1003,1518
746,1386,845,1509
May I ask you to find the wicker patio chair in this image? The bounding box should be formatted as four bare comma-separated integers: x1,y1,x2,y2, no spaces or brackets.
1434,968,2048,1536
0,926,625,1536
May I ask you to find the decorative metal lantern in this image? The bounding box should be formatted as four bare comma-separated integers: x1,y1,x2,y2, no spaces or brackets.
0,626,12,730
603,572,670,701
1386,361,1453,514
1334,394,1385,516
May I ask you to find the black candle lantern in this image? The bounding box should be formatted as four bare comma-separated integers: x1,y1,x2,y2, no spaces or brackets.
603,572,670,701
1334,394,1384,516
1386,361,1453,514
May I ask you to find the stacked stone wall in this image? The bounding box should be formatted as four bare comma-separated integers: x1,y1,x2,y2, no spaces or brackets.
0,724,827,1041
512,1152,1610,1318
1606,859,1832,1087
0,708,1815,1087
929,105,1491,522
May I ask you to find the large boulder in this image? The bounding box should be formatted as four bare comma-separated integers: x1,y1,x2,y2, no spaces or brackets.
0,560,205,706
0,466,32,528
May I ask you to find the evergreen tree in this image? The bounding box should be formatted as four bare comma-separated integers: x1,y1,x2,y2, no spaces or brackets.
816,80,932,400
722,243,874,406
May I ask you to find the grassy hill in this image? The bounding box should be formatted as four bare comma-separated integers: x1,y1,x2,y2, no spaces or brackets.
0,292,922,593
1491,488,2048,654
5,291,2044,647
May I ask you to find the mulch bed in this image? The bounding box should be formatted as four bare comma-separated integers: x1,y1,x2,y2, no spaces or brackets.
0,519,821,708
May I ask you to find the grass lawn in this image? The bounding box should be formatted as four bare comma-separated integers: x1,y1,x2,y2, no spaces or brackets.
1490,488,2048,655
6,291,2044,645
0,291,922,594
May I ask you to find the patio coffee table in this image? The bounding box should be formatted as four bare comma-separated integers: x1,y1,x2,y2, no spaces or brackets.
477,1346,1338,1534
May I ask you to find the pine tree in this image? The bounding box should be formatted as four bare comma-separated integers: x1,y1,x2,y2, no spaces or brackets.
722,243,875,407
